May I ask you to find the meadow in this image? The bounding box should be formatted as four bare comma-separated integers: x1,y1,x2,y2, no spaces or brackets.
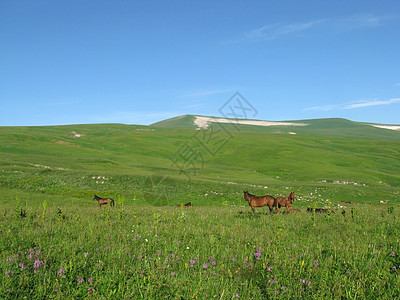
0,119,400,298
1,204,400,299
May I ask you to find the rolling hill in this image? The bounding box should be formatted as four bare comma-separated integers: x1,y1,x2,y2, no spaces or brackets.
151,115,400,141
0,116,399,207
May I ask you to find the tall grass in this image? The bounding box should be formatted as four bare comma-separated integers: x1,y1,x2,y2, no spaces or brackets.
1,203,399,299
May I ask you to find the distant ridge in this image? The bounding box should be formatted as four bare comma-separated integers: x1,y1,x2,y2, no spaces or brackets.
151,115,400,141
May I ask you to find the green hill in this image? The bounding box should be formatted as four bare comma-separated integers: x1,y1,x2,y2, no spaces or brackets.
0,117,399,207
151,115,400,141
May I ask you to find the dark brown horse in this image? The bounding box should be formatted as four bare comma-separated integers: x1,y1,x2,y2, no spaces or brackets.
177,202,192,208
307,207,335,214
244,191,277,214
276,192,295,214
94,195,115,207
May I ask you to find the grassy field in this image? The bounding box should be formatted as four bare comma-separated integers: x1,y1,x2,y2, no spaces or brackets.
0,118,400,298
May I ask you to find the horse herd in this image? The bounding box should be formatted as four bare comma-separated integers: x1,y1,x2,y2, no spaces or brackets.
93,192,329,214
244,191,295,214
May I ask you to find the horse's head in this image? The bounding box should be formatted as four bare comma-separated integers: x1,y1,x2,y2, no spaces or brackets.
290,192,295,201
243,191,249,201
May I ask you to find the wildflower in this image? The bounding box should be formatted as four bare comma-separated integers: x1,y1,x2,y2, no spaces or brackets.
88,278,93,283
34,259,41,268
203,263,208,269
391,252,396,257
6,270,13,277
6,289,10,293
6,257,14,262
254,252,261,260
314,260,319,267
212,260,216,266
170,272,176,276
19,263,25,271
171,253,175,258
235,293,240,298
84,252,89,257
57,267,65,277
77,277,84,284
190,260,195,267
243,258,248,263
233,258,237,262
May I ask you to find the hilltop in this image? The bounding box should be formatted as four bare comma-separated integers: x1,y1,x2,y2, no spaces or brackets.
151,115,400,141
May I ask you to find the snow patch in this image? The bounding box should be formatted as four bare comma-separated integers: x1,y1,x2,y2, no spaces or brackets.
370,124,400,131
194,116,309,130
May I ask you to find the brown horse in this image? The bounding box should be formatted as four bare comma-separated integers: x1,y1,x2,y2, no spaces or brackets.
244,191,277,214
276,192,295,214
94,195,115,207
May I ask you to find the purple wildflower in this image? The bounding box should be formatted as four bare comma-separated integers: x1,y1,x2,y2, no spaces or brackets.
77,277,84,284
6,257,14,262
34,259,41,268
19,263,25,271
57,267,65,277
84,252,89,257
88,278,93,283
203,263,208,269
235,293,240,298
6,270,13,277
212,260,216,266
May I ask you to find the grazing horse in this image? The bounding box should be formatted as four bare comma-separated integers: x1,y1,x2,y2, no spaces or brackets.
276,192,295,214
93,195,115,207
306,207,335,214
244,191,277,214
177,202,192,208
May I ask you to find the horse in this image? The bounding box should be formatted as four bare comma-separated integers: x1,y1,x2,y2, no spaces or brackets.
177,202,192,208
243,191,277,214
276,192,295,214
306,207,335,214
93,195,115,207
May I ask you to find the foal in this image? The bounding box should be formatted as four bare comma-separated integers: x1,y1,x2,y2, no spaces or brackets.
93,195,115,207
276,192,295,214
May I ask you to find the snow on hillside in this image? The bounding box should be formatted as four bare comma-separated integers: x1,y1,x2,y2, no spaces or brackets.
194,116,309,130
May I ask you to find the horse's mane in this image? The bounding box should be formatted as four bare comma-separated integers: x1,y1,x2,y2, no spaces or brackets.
244,191,258,198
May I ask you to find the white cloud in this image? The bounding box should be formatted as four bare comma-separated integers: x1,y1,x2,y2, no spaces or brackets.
245,20,325,41
344,98,400,109
180,89,229,98
244,14,385,42
336,14,383,30
303,104,338,112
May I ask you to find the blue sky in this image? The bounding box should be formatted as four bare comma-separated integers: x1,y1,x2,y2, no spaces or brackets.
1,0,400,126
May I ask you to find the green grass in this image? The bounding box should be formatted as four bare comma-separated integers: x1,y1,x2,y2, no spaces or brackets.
1,205,400,299
1,121,399,206
1,119,400,298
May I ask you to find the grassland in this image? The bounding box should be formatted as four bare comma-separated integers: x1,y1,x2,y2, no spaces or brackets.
0,117,400,298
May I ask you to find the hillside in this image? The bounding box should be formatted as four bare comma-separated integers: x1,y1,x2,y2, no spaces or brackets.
151,115,400,141
0,119,399,207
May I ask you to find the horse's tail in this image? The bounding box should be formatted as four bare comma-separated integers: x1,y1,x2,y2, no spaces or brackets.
110,198,115,207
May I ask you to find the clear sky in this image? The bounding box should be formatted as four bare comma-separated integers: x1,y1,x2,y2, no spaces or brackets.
1,0,400,126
